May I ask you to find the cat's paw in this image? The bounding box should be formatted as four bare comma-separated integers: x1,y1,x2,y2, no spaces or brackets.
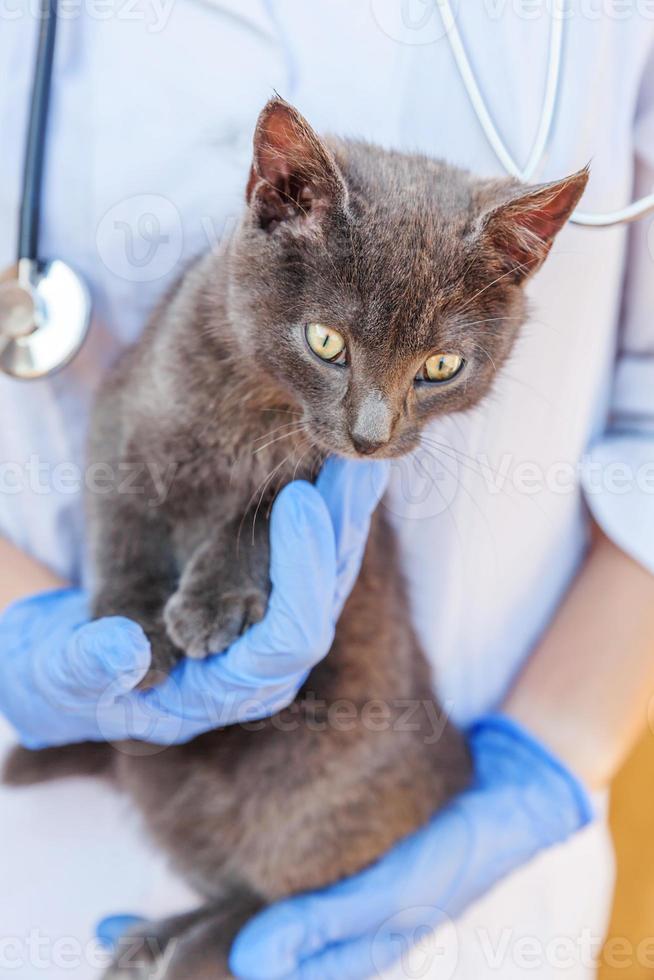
102,965,154,980
101,945,160,979
163,585,267,659
133,625,182,690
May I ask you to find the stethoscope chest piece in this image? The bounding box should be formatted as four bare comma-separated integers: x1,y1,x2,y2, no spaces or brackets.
0,258,90,380
0,0,92,380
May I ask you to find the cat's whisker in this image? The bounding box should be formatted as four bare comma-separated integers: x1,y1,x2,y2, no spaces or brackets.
252,427,309,456
252,422,308,454
419,437,519,515
460,315,525,328
457,261,532,314
264,445,319,519
417,444,497,554
251,452,296,545
420,435,548,517
291,446,313,482
252,420,304,443
309,447,324,481
421,435,510,488
410,448,464,548
236,455,292,557
465,340,498,372
498,372,555,409
257,408,303,419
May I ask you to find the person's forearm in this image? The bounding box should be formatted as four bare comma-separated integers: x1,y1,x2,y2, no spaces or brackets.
504,529,654,789
0,537,63,611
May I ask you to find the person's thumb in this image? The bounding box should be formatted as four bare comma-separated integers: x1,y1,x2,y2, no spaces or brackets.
46,617,152,703
96,914,147,951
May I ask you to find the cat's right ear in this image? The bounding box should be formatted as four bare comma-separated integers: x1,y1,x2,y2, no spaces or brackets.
479,167,589,283
246,98,348,232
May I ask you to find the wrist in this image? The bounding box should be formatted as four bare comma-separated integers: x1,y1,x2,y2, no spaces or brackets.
0,586,82,636
468,713,594,840
0,538,64,612
502,525,654,790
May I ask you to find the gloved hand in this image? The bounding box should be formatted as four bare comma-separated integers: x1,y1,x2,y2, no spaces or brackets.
0,458,387,749
229,715,594,980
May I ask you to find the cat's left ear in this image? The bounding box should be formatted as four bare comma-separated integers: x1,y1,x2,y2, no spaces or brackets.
246,98,348,233
481,167,589,282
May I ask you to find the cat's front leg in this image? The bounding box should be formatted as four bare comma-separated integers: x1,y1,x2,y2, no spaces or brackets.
102,893,262,979
164,519,270,659
90,495,181,686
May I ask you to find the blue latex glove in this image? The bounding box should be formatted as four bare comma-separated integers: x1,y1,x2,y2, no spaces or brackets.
229,716,594,980
0,458,387,749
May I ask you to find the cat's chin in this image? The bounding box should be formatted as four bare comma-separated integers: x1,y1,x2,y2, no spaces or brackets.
303,423,420,461
318,439,421,462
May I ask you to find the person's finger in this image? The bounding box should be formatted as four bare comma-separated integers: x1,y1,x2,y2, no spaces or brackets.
96,915,146,951
230,885,445,980
243,480,338,664
133,468,384,730
317,459,389,546
146,482,337,721
0,587,87,637
316,459,389,614
287,913,448,980
229,865,399,979
40,617,152,705
229,807,468,980
284,930,400,980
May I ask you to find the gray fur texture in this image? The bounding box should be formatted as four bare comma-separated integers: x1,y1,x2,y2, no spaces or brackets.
5,100,587,979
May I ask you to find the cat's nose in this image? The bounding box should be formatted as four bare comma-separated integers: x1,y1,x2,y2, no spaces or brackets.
351,435,386,456
348,389,395,455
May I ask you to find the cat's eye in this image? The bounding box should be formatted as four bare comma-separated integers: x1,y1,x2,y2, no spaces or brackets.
305,323,347,364
417,353,464,384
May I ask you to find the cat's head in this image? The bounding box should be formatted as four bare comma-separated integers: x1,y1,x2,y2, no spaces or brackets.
228,98,587,459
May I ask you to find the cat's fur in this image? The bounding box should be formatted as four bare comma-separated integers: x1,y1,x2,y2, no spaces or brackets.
4,100,587,978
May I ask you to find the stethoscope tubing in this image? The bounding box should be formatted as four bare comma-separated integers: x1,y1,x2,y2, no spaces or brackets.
437,0,654,227
17,0,654,265
13,0,654,263
2,0,652,380
18,0,58,266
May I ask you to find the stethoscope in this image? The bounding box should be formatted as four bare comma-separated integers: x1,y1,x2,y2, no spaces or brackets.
0,0,90,381
2,2,654,381
437,0,654,225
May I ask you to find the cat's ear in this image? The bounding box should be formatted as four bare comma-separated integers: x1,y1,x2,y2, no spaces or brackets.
246,97,348,232
481,167,589,282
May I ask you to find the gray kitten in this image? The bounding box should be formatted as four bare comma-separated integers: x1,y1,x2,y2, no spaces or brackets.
5,100,587,978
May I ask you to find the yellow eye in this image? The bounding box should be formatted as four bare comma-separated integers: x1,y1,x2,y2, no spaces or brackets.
419,353,464,384
305,323,347,364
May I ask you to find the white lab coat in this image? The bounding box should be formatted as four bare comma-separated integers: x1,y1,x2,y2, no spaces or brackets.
1,2,653,977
